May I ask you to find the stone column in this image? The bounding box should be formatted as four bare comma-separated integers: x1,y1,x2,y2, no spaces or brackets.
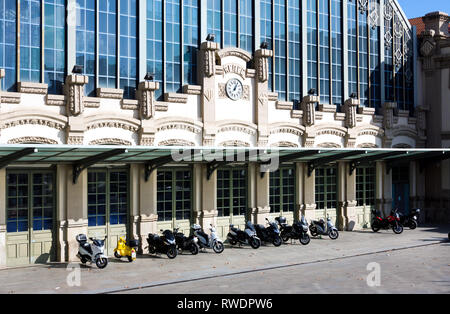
139,166,158,251
336,162,346,231
66,167,88,262
382,102,397,147
201,165,218,228
409,161,418,211
376,161,393,217
341,162,358,231
302,163,316,222
375,161,384,216
295,162,305,221
254,48,273,146
255,165,271,224
129,164,140,243
248,163,257,223
192,164,203,225
56,165,69,262
65,74,89,144
0,169,6,266
138,81,160,146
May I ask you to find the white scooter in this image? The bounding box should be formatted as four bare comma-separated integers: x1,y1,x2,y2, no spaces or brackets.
76,234,109,269
192,224,224,253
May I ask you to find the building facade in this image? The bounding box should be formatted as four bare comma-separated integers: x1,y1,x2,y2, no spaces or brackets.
0,0,446,267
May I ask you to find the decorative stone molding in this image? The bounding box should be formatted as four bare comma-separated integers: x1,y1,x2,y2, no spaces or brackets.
276,101,293,110
217,48,252,63
155,102,168,112
269,127,303,137
416,105,428,138
317,142,342,148
7,136,58,144
219,140,250,147
357,107,376,115
139,136,155,146
121,99,139,110
0,92,21,104
164,92,188,104
315,112,323,120
218,125,256,135
158,122,202,134
270,141,299,148
89,138,132,146
300,95,320,127
334,112,346,121
246,69,256,78
267,92,278,101
317,104,337,113
397,110,410,118
182,85,202,95
86,121,139,132
218,84,250,101
17,82,48,94
65,74,89,116
357,143,379,148
222,63,247,79
0,118,65,131
46,94,66,106
201,41,220,77
316,128,347,138
382,102,397,130
291,110,303,119
254,49,273,83
342,98,360,128
84,97,100,108
67,136,84,145
96,88,124,99
158,139,195,147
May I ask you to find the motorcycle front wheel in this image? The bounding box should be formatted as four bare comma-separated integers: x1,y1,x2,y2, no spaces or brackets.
213,241,225,253
167,246,178,259
190,243,199,255
96,257,108,269
329,230,339,240
272,235,282,247
250,237,261,249
300,234,311,245
393,224,404,234
309,228,318,237
371,221,380,233
409,220,418,230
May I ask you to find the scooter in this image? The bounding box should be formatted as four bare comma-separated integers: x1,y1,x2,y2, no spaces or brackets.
114,236,139,262
371,209,403,234
147,229,178,259
227,221,261,249
173,227,199,255
192,224,224,253
76,234,108,269
254,218,282,247
275,216,311,245
309,215,339,240
398,208,420,230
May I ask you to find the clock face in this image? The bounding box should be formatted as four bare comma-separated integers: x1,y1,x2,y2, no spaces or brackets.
226,78,243,101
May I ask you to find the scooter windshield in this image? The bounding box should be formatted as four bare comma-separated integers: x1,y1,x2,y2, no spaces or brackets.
163,230,175,241
246,221,256,232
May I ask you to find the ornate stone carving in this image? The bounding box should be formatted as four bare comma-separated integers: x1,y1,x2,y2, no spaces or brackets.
8,137,58,144
254,49,273,83
89,138,132,146
0,91,21,104
270,127,303,137
18,82,48,94
416,106,428,138
342,98,360,128
1,118,65,130
65,74,89,116
137,81,159,120
317,142,341,148
219,140,250,147
67,135,84,145
201,41,220,77
300,95,320,127
382,102,397,130
270,141,299,148
46,95,66,106
140,136,155,146
218,125,256,135
358,0,368,14
96,88,124,99
86,121,139,132
158,123,202,134
158,139,195,147
218,84,250,101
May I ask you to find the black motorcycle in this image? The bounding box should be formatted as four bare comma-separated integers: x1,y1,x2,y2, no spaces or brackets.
147,229,178,259
173,227,199,255
227,221,261,249
398,208,420,230
275,216,311,245
254,218,282,246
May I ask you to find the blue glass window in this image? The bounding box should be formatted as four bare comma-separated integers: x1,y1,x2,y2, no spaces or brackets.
288,0,301,105
274,0,286,100
44,0,65,95
32,173,54,231
183,0,199,85
109,171,128,226
223,0,237,48
359,5,369,106
20,0,41,83
331,0,342,106
384,0,394,102
306,0,317,94
347,0,357,99
369,3,381,110
119,0,137,99
166,0,181,93
318,0,329,104
147,0,163,99
76,0,96,96
88,171,107,227
239,0,253,53
404,29,414,112
207,0,221,46
393,14,404,109
260,0,273,91
98,0,117,89
0,0,17,91
6,173,29,233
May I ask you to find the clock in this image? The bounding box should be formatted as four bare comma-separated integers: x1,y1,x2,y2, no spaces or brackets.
226,78,243,101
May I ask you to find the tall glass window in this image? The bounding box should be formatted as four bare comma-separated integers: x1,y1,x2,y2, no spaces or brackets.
20,0,41,83
183,0,199,85
318,0,329,104
119,0,137,99
223,0,237,48
146,0,163,99
165,0,181,93
288,0,301,106
76,0,96,96
369,6,381,110
331,0,342,106
404,29,414,112
260,0,272,91
315,166,337,210
98,0,117,88
44,0,65,95
239,0,253,53
270,167,295,213
274,0,286,100
356,166,375,207
384,0,394,102
393,15,404,109
217,168,247,217
0,0,16,91
306,0,317,93
157,169,192,222
358,5,369,106
347,0,357,98
207,0,221,46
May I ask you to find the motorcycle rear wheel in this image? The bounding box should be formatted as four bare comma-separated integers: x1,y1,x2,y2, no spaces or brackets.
300,234,311,245
114,252,121,259
190,243,199,255
213,241,224,253
229,239,237,246
282,235,290,242
409,220,417,230
371,222,380,233
250,237,261,249
272,235,282,247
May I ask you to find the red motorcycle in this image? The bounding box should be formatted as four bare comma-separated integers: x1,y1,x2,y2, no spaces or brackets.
371,209,403,234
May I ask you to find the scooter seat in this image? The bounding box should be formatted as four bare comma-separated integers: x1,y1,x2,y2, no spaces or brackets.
81,242,92,254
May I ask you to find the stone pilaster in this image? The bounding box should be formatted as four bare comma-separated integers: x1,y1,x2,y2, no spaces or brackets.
137,81,159,120
254,48,273,146
382,102,397,147
301,163,316,222
138,165,158,252
200,164,218,228
192,164,203,225
375,161,392,217
339,162,358,231
342,97,360,129
301,95,320,127
64,74,89,116
255,164,271,224
129,164,140,245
